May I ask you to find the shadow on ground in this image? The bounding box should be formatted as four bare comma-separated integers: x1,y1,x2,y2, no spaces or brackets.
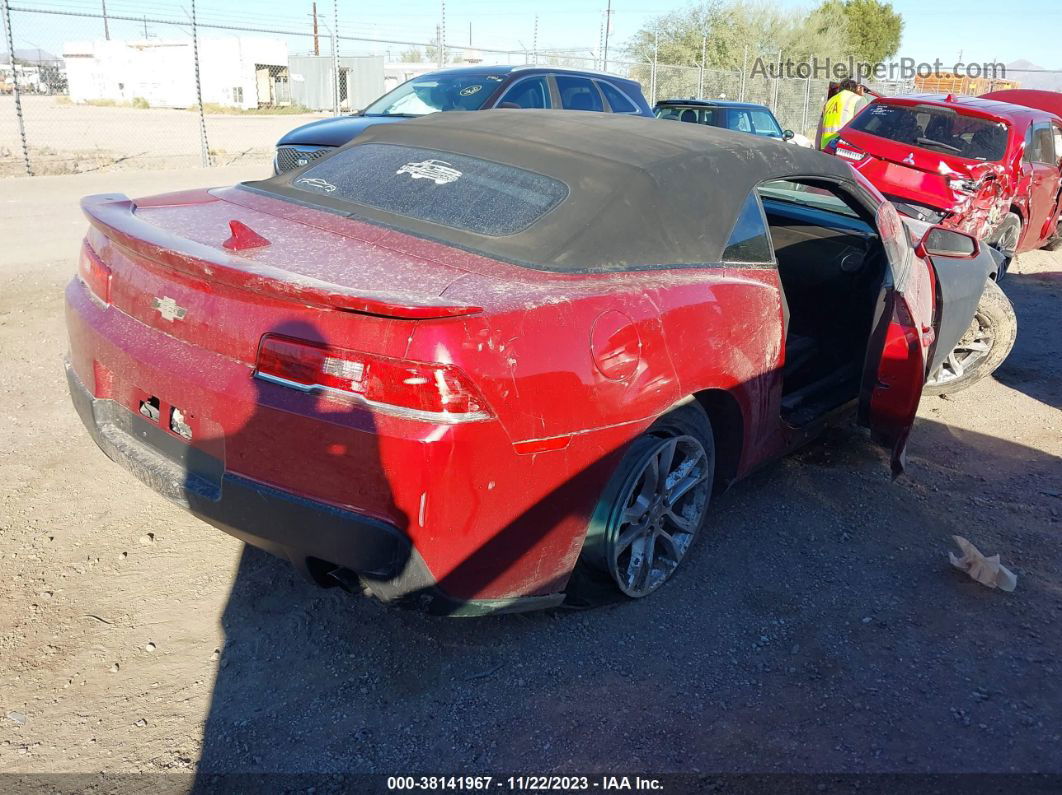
189,266,1062,776
195,414,1062,774
991,271,1062,410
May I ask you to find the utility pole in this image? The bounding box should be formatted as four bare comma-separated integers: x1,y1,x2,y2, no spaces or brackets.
101,0,110,40
332,1,339,115
468,21,472,47
771,48,782,110
650,30,658,104
142,15,148,37
439,0,446,67
698,34,706,97
190,0,210,166
602,0,612,73
740,44,748,101
312,1,319,56
1,0,31,175
597,14,604,70
532,15,538,65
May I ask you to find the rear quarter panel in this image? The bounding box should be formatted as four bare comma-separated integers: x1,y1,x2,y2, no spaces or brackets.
642,267,786,473
426,263,785,472
413,270,682,444
400,264,785,598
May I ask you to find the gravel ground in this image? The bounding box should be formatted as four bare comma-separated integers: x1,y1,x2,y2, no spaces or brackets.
1,170,1060,776
0,96,324,176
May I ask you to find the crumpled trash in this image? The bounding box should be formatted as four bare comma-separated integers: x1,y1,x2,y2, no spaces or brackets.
949,535,1017,592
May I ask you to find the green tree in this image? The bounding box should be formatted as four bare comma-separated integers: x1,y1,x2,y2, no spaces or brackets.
399,46,423,62
817,0,903,64
625,0,852,71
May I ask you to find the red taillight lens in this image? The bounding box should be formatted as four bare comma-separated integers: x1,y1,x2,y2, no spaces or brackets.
78,242,112,304
834,138,866,162
255,334,492,423
877,201,911,268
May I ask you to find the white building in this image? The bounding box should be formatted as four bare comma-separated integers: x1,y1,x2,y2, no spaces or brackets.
289,55,385,112
63,37,288,109
382,62,441,94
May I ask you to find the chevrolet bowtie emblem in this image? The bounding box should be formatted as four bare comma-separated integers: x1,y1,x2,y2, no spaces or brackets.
153,296,187,322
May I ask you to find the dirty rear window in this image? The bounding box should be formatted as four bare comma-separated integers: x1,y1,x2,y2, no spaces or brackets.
849,103,1009,161
290,143,569,236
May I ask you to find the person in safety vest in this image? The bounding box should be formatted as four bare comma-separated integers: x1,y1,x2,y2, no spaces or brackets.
817,79,868,150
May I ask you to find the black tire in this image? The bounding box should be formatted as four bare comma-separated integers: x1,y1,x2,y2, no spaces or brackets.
987,212,1021,277
1045,236,1062,252
577,403,715,600
923,279,1017,396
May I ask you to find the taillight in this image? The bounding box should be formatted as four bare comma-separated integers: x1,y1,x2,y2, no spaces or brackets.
834,138,866,162
78,242,112,304
255,334,492,424
877,201,911,269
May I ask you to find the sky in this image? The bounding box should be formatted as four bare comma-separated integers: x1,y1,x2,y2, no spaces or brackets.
7,0,1060,72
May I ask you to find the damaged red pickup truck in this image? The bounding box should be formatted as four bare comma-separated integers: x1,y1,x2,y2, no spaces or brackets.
827,93,1062,273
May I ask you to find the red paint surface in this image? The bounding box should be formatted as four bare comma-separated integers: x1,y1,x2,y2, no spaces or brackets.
65,185,932,602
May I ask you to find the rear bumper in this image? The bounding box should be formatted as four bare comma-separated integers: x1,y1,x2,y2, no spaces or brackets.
65,363,561,616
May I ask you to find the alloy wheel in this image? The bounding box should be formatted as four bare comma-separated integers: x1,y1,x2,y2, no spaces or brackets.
605,434,711,598
926,311,994,388
995,222,1020,257
990,215,1021,276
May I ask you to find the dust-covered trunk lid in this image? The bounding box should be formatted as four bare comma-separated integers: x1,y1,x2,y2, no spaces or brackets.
81,189,483,365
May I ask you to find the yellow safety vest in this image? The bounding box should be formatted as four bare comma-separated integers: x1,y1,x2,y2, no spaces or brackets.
819,90,861,149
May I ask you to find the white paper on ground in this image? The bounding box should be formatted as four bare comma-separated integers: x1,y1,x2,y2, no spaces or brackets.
949,535,1017,592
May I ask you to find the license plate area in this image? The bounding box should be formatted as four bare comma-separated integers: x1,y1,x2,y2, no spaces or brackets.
882,162,936,192
110,384,226,500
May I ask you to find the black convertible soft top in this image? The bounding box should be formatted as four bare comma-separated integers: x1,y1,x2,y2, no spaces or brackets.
244,109,861,272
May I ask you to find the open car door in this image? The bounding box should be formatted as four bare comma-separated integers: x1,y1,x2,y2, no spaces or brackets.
859,202,937,476
912,221,997,378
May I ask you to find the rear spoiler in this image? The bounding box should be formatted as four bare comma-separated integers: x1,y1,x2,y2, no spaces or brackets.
80,194,483,320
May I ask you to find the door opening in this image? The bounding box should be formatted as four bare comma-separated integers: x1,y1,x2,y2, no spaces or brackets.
758,180,889,427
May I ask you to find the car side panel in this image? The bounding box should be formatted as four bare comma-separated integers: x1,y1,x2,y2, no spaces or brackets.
403,275,687,599
642,267,787,476
1028,162,1062,246
403,266,785,598
418,274,684,444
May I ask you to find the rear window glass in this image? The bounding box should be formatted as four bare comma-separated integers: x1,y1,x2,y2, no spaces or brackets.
758,179,860,218
848,102,1009,161
656,105,719,125
290,143,568,236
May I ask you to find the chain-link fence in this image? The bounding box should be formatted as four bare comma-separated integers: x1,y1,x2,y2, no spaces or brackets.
4,2,1053,178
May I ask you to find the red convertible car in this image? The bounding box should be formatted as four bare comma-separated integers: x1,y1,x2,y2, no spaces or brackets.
65,111,995,614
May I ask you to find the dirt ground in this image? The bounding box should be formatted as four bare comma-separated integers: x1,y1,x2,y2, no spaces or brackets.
1,169,1060,777
0,96,326,176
